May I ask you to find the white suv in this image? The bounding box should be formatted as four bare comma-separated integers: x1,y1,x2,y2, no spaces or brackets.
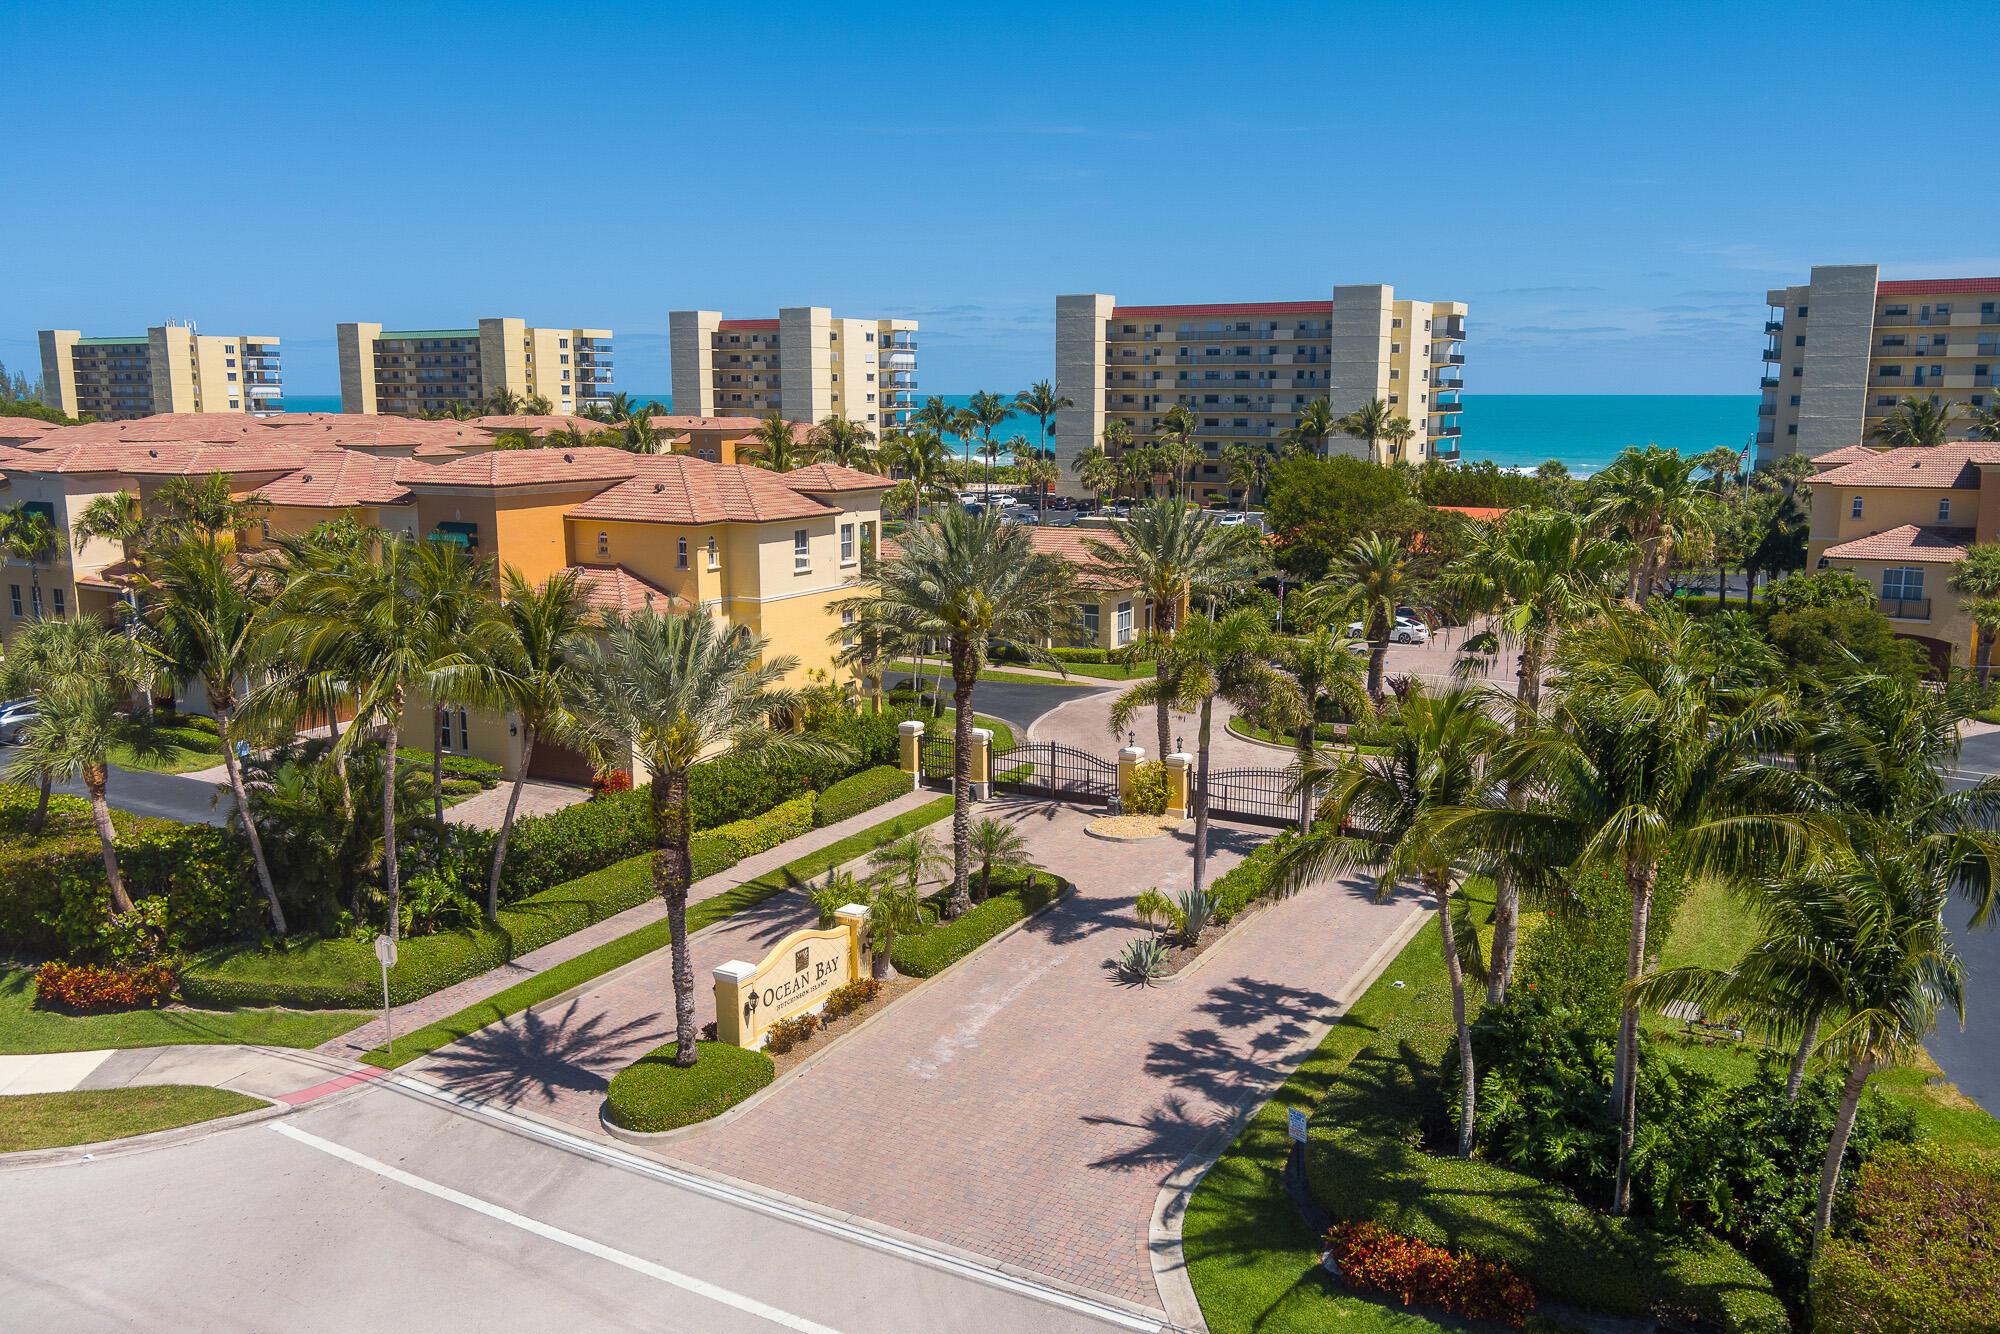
1347,616,1431,645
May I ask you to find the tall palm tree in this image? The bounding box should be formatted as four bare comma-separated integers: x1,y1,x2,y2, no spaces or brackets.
1099,419,1135,499
1286,398,1336,457
1113,609,1293,894
1075,448,1120,509
483,388,522,416
0,503,60,619
839,509,1077,915
469,567,595,923
1013,380,1071,464
1016,453,1060,524
1219,444,1271,508
964,390,1016,481
10,618,156,916
1588,444,1712,603
1381,415,1416,461
1084,499,1259,756
1969,399,2000,442
1157,404,1200,498
412,541,500,832
1273,683,1503,1157
1949,543,2000,685
70,489,142,556
1272,626,1371,827
142,538,288,935
745,412,806,472
1449,604,1810,1214
808,415,878,472
519,392,554,416
576,609,834,1066
1317,533,1415,703
1334,397,1396,460
881,429,951,519
1442,509,1629,999
1869,395,1958,448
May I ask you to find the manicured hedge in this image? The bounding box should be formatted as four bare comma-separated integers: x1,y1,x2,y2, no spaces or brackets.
705,794,814,862
1305,1046,1790,1333
814,766,912,828
890,872,1062,978
1811,1145,2000,1332
1209,832,1293,924
395,748,504,787
993,644,1124,665
605,1041,775,1132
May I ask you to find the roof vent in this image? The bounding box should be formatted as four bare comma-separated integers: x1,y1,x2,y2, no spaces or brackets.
654,482,665,493
148,449,158,457
301,473,313,483
564,452,575,463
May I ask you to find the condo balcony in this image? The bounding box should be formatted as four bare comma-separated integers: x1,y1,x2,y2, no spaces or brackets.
1763,344,1783,362
1757,402,1776,417
1760,375,1779,388
1878,597,1930,622
1439,352,1466,366
1434,424,1462,439
1764,320,1785,335
1756,428,1776,444
1436,317,1467,339
1434,373,1464,390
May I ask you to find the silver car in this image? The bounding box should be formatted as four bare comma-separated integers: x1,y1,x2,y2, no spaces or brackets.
0,699,40,745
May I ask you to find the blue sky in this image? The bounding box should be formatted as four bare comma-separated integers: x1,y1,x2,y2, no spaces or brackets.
3,1,1991,398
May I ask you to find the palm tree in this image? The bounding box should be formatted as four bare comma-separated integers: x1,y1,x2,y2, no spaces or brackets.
964,390,1016,482
576,609,835,1066
1099,419,1135,498
1588,444,1712,603
1447,604,1810,1214
1219,444,1271,508
1870,395,1959,448
809,415,878,471
1273,683,1502,1157
1334,397,1396,460
1316,534,1415,704
149,473,262,548
520,392,554,416
864,829,946,979
1114,608,1293,894
621,409,663,455
975,435,1006,504
142,538,289,935
1272,626,1371,827
470,567,595,923
1075,448,1120,509
1969,399,2000,442
1286,398,1337,457
880,429,951,519
1013,380,1071,464
745,412,806,472
71,489,142,556
0,503,60,619
413,541,500,831
1382,415,1416,460
1084,499,1259,756
839,509,1077,915
967,817,1037,901
483,388,523,416
1157,404,1200,498
10,618,156,915
1949,543,2000,685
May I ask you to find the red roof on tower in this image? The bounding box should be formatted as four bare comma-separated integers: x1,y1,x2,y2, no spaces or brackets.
1876,278,2000,295
1109,301,1334,319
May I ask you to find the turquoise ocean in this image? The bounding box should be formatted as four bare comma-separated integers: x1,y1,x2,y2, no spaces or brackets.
278,393,1759,476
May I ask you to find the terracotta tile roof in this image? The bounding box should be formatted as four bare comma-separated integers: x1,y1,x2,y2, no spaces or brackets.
1812,441,2000,489
564,564,683,616
396,446,641,490
780,463,892,493
1823,524,1976,563
74,559,142,590
1810,444,1882,468
0,419,66,443
648,415,769,431
1877,277,2000,295
259,452,412,508
1110,300,1334,319
568,455,835,525
1435,504,1508,521
881,524,1132,590
118,444,317,477
469,415,620,436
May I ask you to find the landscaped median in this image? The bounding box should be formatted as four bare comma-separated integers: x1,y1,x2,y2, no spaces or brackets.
605,1042,775,1133
0,1085,266,1153
0,967,366,1055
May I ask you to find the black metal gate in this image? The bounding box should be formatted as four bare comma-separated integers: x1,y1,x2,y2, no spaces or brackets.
1204,767,1303,827
992,742,1118,804
919,732,956,782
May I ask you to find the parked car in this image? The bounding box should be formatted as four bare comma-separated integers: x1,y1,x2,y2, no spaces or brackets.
1346,616,1431,645
0,699,40,744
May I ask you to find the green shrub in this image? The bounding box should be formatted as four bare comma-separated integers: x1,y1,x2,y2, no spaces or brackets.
891,872,1061,977
1127,761,1170,815
1811,1144,2000,1332
1515,859,1688,1031
707,794,814,861
395,748,504,788
820,976,881,1020
814,766,911,827
1210,833,1293,924
604,1041,774,1132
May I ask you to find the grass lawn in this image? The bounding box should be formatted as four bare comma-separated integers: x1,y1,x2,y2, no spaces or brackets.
1655,874,1763,974
0,1085,265,1152
1184,886,1483,1333
888,663,1100,689
1225,716,1386,754
0,967,368,1055
362,796,958,1069
109,713,224,774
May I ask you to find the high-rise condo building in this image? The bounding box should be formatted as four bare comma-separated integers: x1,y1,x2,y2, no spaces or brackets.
669,307,917,433
1758,265,2000,462
337,318,613,417
38,324,282,421
1054,285,1467,501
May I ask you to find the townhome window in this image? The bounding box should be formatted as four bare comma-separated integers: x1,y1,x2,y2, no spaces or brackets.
1939,498,1952,522
596,531,610,557
438,707,470,754
1115,600,1134,645
840,522,856,564
676,537,688,569
794,529,810,572
707,536,720,570
1850,497,1864,519
1080,603,1101,643
1882,567,1924,601
7,585,18,617
50,589,64,618
29,586,41,617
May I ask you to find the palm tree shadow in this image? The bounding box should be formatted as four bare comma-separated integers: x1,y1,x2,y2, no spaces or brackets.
423,1001,665,1107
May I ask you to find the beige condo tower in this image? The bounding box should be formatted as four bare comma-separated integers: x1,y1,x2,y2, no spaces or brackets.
38,324,282,421
337,317,613,417
669,307,918,433
1053,285,1468,502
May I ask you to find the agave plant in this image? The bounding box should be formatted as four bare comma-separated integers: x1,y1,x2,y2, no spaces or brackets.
1115,935,1170,987
1175,887,1213,944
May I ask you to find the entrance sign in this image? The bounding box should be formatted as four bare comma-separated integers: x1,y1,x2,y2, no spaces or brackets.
713,905,869,1049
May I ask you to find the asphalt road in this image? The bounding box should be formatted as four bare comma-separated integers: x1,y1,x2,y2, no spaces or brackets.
0,1077,1162,1333
50,765,229,826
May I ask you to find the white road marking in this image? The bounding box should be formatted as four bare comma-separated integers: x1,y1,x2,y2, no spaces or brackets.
269,1122,841,1334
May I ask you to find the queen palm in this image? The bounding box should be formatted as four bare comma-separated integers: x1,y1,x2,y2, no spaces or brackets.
1970,399,2000,442
1219,444,1270,508
839,508,1076,915
577,609,835,1066
470,567,596,923
1084,499,1258,756
1869,395,1958,448
864,829,946,979
1588,444,1712,603
1286,398,1336,457
1272,626,1371,827
142,537,289,935
0,503,59,618
1334,397,1396,459
1013,380,1071,462
1157,404,1199,498
809,415,878,471
1318,533,1415,704
1442,508,1629,998
1273,683,1502,1157
1949,542,2000,684
745,412,806,472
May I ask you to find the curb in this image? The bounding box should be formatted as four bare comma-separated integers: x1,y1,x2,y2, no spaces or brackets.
0,1096,290,1171
1082,818,1189,843
1143,899,1431,1330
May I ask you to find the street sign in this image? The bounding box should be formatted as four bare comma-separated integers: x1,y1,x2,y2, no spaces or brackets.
1288,1109,1308,1144
374,934,397,1056
373,934,397,970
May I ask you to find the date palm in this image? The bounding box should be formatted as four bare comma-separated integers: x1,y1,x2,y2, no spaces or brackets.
1286,398,1336,457
1084,499,1259,756
1272,683,1503,1157
576,608,838,1067
839,508,1077,915
1869,395,1958,448
1588,444,1712,603
809,415,878,472
745,412,806,472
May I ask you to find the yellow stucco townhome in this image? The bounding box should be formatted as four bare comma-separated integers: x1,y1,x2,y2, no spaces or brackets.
1805,439,2000,673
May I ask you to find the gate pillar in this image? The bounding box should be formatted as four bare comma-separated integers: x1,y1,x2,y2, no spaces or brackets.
1164,752,1193,820
969,727,993,801
898,719,925,790
1117,744,1145,812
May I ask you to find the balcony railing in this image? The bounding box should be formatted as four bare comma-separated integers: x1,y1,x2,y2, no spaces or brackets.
1434,374,1464,389
1757,402,1777,416
1764,320,1785,335
1878,596,1931,621
1440,352,1466,366
1763,344,1783,361
1760,375,1780,388
1436,318,1467,339
1756,428,1776,444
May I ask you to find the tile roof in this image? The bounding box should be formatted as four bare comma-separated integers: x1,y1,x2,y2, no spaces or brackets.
0,419,66,443
880,524,1132,590
1810,444,1883,468
564,564,683,616
568,455,836,525
1823,524,1976,563
1877,277,2000,295
396,446,641,490
258,452,412,508
469,415,620,436
780,463,892,492
1811,441,2000,489
74,559,142,590
1435,504,1508,521
1,440,311,477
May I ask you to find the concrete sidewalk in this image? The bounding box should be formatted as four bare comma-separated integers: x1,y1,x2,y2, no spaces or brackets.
319,785,944,1059
0,1043,366,1101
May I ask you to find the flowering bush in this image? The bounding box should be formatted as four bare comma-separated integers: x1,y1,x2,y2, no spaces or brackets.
35,960,178,1012
591,769,633,796
821,977,882,1021
761,1012,821,1055
1324,1221,1535,1328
